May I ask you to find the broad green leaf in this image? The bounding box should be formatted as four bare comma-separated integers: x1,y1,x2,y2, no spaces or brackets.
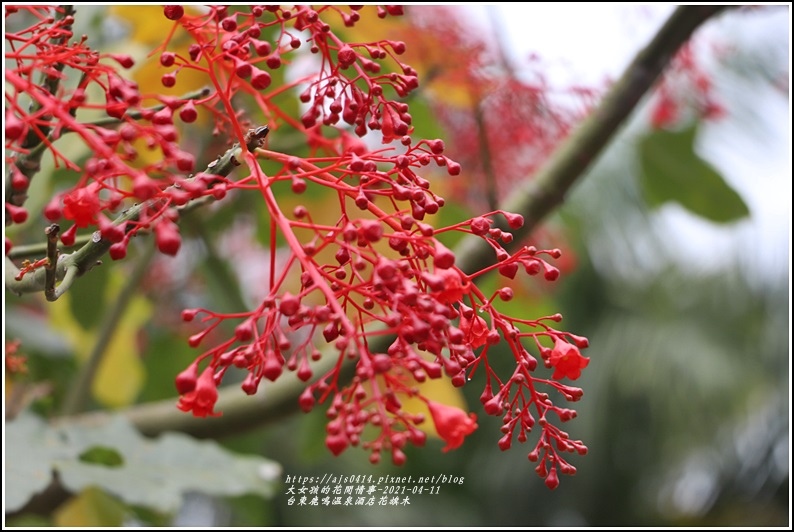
638,125,750,223
4,413,71,512
78,446,125,468
47,291,95,360
5,413,282,514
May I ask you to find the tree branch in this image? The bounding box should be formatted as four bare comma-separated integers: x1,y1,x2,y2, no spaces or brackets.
455,5,731,275
64,353,350,439
43,224,60,301
7,234,92,260
4,127,270,300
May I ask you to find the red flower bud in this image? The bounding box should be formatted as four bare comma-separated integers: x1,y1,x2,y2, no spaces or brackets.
155,220,181,256
163,5,184,20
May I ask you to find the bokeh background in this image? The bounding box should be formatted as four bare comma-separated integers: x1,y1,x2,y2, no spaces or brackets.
4,5,789,527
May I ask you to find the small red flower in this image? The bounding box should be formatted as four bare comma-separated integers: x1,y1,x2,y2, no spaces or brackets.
460,314,488,348
62,184,101,228
427,400,478,452
435,268,469,304
177,366,221,417
650,92,678,128
548,338,589,381
5,340,28,375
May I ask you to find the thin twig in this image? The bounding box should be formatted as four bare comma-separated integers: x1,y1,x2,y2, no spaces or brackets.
74,87,212,129
43,224,60,301
8,234,92,260
4,127,270,299
474,103,500,212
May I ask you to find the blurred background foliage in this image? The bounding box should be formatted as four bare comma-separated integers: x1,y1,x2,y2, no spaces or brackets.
4,5,789,527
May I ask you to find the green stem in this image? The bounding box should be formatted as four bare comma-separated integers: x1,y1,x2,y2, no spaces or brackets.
7,234,93,260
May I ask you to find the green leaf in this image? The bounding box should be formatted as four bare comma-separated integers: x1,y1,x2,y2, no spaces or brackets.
91,269,151,407
4,413,72,512
78,446,124,467
67,257,110,330
638,125,750,223
5,413,282,514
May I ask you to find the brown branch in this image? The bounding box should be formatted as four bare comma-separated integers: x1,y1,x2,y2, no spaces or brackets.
455,5,732,275
43,224,60,301
4,127,270,300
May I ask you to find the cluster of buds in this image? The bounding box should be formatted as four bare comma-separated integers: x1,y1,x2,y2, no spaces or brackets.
5,5,590,488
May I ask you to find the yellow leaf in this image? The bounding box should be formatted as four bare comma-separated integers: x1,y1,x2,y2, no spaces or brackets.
46,267,150,408
47,292,94,362
400,374,471,441
109,5,195,47
91,270,151,408
54,487,126,527
329,6,478,109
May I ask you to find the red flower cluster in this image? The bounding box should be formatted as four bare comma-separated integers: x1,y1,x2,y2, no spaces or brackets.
5,340,28,376
5,5,592,489
649,43,725,129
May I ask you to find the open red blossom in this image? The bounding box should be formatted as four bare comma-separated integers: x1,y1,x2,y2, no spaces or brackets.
435,268,469,304
549,338,590,381
427,400,478,452
62,185,101,228
460,314,489,348
176,367,221,417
